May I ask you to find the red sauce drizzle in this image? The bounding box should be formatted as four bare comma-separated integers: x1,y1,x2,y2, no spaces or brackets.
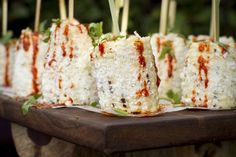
63,24,69,37
61,42,66,57
153,59,161,88
136,81,149,98
22,33,30,51
58,78,62,89
4,45,10,86
78,25,83,33
31,32,39,94
99,43,105,56
219,45,227,55
134,40,146,67
156,37,161,52
191,89,196,105
68,97,74,104
198,56,209,88
137,73,141,81
167,54,174,78
198,42,210,52
90,53,93,61
69,46,73,59
203,94,208,107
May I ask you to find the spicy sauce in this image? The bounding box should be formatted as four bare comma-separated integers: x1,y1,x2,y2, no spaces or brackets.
198,56,209,88
198,42,210,52
63,24,69,37
32,33,39,94
136,81,149,98
167,54,174,78
4,45,10,86
61,42,66,57
99,43,105,56
191,89,196,104
156,37,161,52
22,33,31,51
203,94,208,107
134,40,146,68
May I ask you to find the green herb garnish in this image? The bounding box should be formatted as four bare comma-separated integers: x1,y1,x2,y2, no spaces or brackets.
113,108,128,116
90,102,98,108
0,31,13,44
216,42,229,52
88,22,103,46
52,18,62,26
166,90,181,104
39,20,48,33
21,94,42,115
159,41,175,60
43,28,51,43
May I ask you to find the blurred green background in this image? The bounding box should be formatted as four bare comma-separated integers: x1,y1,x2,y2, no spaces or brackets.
0,0,235,37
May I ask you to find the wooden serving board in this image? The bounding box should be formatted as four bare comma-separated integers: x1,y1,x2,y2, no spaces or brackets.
0,95,236,155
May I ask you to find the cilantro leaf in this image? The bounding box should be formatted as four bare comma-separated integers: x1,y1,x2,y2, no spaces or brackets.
88,22,103,46
43,28,51,43
0,31,13,44
52,18,62,26
90,102,98,107
159,41,175,60
21,94,42,115
166,90,181,104
39,20,48,33
159,47,172,60
113,108,128,116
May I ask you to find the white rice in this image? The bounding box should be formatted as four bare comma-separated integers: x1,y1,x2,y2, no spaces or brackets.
188,35,235,45
12,29,47,97
150,33,187,101
181,41,236,109
41,20,98,106
92,35,159,114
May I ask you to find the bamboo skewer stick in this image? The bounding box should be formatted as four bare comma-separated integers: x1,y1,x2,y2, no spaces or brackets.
168,0,176,30
159,0,170,35
34,0,41,32
210,3,214,38
69,0,74,22
121,0,129,35
109,0,120,35
59,0,67,20
212,0,220,42
2,0,8,36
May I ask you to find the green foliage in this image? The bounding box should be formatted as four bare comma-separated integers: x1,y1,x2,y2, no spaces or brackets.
89,22,103,46
113,108,128,116
159,41,175,60
166,90,181,104
21,94,42,115
1,0,236,37
0,31,13,44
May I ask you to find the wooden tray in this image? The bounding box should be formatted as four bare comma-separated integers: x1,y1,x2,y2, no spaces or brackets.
0,95,236,154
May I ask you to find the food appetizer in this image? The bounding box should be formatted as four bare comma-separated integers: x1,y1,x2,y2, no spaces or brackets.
181,0,236,109
150,0,186,104
40,19,98,105
0,0,16,87
92,34,159,114
12,29,47,97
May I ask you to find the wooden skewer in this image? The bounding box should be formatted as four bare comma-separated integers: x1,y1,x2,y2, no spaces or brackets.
121,0,129,35
2,0,8,36
159,0,170,35
109,0,120,35
59,0,67,20
34,0,42,32
168,0,176,30
69,0,74,22
212,0,220,42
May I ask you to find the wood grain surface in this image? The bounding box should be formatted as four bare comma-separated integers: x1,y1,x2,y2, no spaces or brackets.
1,95,236,155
